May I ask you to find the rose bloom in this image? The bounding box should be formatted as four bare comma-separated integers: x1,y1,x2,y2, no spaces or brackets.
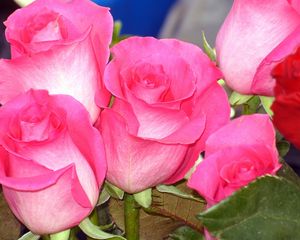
272,46,300,149
216,0,300,95
0,0,113,122
188,114,281,206
99,37,230,193
0,89,106,234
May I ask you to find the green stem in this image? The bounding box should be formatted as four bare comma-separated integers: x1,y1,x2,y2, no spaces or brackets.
124,194,140,240
42,235,50,240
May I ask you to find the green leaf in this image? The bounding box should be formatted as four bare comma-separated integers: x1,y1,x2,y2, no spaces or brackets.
156,185,204,203
18,232,40,240
79,218,125,240
169,226,204,240
276,140,290,158
105,181,124,200
259,96,274,116
50,230,70,240
202,31,216,61
198,175,300,240
133,188,152,208
242,96,260,115
111,21,122,46
229,91,253,106
97,188,111,206
277,161,300,187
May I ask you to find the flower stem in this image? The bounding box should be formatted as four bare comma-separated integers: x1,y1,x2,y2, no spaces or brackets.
124,194,140,240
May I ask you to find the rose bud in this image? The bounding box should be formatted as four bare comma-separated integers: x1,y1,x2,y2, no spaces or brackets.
0,89,106,234
216,0,300,95
0,0,113,121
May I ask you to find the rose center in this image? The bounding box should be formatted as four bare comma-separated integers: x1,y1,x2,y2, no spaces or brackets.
125,63,170,103
22,9,67,43
220,159,257,186
9,102,63,142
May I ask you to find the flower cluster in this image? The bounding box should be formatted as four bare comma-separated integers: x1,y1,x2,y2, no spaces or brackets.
1,0,297,239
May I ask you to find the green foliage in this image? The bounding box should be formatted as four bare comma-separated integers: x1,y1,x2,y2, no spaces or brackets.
277,161,300,187
259,96,274,116
18,232,40,240
156,185,204,203
98,188,111,206
105,181,124,200
50,230,70,240
202,31,216,62
79,218,125,240
229,91,253,106
169,226,204,240
133,188,152,208
276,140,290,158
198,175,300,240
111,21,131,47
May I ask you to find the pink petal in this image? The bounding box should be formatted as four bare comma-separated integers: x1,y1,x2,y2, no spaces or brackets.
51,94,107,188
100,109,188,193
125,92,190,140
5,0,113,61
187,151,221,206
2,162,92,234
0,31,101,122
105,37,196,103
164,83,230,184
205,114,275,156
216,0,300,94
288,0,300,14
161,39,223,94
0,90,103,206
252,26,300,95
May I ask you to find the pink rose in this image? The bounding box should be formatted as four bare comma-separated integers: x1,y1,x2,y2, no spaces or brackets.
216,0,300,95
0,0,113,122
188,114,281,206
0,89,106,234
99,37,230,193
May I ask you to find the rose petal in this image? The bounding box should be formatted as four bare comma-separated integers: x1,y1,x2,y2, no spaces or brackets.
187,151,220,205
2,161,91,234
51,94,107,187
105,37,196,104
252,25,300,95
216,0,300,94
161,39,223,94
205,114,275,156
0,31,101,122
5,0,113,61
164,83,230,184
100,109,188,193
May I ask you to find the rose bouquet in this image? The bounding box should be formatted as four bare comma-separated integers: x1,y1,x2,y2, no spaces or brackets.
0,0,300,240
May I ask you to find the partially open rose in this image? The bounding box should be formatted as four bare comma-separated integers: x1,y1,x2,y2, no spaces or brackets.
0,90,106,234
216,0,300,95
0,0,113,121
188,114,281,206
99,37,230,193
